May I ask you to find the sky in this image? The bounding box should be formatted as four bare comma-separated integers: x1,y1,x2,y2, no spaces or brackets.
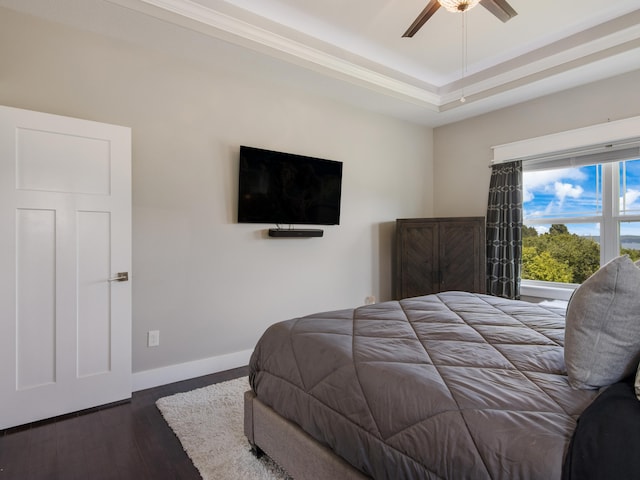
523,158,640,237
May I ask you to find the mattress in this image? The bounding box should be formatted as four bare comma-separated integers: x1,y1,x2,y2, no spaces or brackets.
249,292,598,479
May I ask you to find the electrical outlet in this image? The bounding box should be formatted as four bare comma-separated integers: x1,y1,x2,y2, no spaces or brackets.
148,330,160,347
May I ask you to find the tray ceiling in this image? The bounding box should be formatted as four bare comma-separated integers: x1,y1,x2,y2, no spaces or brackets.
2,0,639,126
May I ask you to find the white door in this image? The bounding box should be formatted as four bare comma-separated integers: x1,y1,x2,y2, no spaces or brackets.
0,106,132,429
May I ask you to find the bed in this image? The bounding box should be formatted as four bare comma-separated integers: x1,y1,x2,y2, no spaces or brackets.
244,286,637,479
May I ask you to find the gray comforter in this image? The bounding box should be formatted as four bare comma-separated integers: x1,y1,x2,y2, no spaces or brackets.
249,292,598,479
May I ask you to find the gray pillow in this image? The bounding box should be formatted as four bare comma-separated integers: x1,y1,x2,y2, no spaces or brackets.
564,255,640,390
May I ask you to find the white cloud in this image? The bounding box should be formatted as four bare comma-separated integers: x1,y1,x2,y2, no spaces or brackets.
523,168,587,204
554,182,584,206
524,168,586,188
621,188,640,211
525,201,556,219
523,189,534,202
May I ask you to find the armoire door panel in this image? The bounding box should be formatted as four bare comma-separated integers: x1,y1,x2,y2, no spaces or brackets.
440,221,485,293
398,222,438,298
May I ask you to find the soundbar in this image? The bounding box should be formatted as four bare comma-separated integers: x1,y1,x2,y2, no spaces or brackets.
268,228,324,238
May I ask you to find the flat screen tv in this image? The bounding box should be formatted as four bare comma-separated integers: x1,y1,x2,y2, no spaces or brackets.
237,146,343,226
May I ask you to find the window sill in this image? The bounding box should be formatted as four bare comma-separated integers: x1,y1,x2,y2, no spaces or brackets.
521,281,578,301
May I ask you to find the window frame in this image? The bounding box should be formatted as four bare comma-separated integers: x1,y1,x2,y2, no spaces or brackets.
490,115,640,300
521,160,640,298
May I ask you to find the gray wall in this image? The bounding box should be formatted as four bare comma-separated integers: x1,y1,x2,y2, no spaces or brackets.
433,69,640,217
0,7,434,374
4,3,638,379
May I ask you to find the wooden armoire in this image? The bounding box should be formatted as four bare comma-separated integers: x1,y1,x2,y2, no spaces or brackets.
395,217,486,300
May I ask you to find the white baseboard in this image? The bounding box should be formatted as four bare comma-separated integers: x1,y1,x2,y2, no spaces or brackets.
132,349,253,392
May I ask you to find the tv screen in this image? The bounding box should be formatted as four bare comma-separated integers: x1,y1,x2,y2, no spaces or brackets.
237,146,343,226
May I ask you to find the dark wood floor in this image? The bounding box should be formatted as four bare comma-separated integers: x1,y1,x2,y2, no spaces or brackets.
0,366,249,480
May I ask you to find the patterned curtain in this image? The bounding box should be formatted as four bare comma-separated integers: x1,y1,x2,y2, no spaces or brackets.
486,160,522,299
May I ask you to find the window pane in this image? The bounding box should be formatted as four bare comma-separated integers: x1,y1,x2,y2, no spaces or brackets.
619,159,640,215
620,221,640,261
523,164,602,220
522,223,600,284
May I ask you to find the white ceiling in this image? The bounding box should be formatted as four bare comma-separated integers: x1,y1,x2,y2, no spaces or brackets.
3,0,640,126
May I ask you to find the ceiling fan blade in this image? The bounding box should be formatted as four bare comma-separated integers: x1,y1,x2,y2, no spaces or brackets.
479,0,517,22
402,0,440,38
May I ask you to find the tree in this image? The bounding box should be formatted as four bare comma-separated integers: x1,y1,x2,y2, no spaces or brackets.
522,224,600,283
522,225,538,238
542,233,599,283
522,247,573,282
621,248,640,262
549,224,569,236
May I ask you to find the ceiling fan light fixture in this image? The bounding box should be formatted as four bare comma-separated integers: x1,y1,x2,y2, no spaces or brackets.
438,0,481,13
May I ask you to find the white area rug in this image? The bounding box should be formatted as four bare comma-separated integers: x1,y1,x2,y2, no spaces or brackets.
156,376,290,480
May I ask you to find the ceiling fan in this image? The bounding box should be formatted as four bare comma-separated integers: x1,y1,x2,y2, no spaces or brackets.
403,0,517,37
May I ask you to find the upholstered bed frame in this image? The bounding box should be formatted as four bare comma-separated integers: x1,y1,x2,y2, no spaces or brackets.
243,257,640,479
244,390,369,479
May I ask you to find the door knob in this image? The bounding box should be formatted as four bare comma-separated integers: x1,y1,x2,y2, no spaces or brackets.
109,272,129,282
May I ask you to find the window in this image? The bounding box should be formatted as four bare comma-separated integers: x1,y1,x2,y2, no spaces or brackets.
523,158,640,285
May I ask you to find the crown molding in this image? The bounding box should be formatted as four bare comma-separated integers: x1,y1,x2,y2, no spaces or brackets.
108,0,443,109
107,0,640,119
